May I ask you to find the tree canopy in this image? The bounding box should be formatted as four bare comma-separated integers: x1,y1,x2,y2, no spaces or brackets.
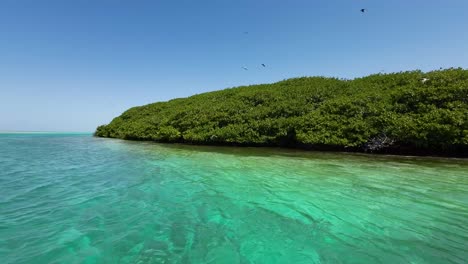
95,68,468,156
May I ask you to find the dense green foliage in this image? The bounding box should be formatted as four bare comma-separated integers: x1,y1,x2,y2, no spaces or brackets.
95,69,468,155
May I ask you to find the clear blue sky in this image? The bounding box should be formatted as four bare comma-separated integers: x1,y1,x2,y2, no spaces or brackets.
1,0,467,132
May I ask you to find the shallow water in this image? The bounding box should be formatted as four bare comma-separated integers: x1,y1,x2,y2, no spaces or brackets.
1,133,467,264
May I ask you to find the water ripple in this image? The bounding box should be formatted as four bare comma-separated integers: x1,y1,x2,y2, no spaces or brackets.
1,134,467,263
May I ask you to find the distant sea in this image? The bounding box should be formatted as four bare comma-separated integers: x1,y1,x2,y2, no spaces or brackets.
0,131,90,134
1,133,467,263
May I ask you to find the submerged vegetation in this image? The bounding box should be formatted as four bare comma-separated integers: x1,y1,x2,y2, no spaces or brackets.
95,69,468,156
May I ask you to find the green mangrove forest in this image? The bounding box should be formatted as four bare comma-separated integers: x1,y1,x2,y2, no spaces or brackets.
95,69,468,156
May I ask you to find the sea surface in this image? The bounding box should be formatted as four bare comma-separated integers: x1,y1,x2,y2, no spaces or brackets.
1,133,467,264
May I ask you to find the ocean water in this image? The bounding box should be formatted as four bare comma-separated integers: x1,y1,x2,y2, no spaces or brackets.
1,133,467,264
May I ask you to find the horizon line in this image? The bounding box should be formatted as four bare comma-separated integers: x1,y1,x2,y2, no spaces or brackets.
0,130,92,134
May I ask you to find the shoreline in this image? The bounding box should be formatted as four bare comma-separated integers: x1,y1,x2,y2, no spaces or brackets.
95,135,468,159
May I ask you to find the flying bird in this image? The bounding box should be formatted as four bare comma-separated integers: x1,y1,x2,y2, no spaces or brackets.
421,78,430,83
242,67,248,71
261,64,266,67
361,8,366,13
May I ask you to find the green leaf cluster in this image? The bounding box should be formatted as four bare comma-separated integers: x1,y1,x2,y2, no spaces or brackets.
95,69,468,155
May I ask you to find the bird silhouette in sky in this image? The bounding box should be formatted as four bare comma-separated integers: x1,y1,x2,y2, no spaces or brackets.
242,67,248,71
361,8,366,13
261,64,266,67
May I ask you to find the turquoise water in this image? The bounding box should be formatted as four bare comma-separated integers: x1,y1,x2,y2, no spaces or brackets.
1,134,467,264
